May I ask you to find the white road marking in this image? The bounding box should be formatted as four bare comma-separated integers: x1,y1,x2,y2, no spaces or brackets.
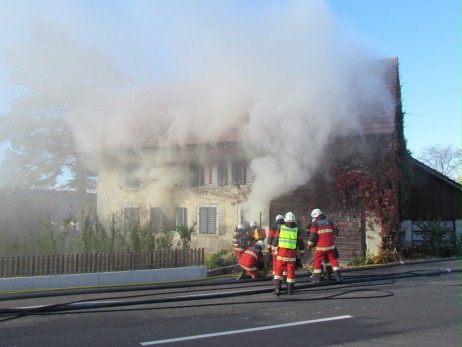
140,315,353,346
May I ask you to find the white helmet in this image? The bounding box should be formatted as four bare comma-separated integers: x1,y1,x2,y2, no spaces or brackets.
256,240,265,249
311,209,323,220
250,221,258,227
237,224,244,230
284,212,295,222
275,214,284,222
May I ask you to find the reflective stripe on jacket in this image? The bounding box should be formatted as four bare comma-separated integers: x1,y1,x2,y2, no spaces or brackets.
239,246,264,269
309,218,337,249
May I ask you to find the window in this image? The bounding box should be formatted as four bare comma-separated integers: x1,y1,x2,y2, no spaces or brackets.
198,207,217,234
231,159,244,185
123,207,140,231
176,207,187,227
217,159,227,186
124,167,142,189
150,207,186,231
189,163,204,187
245,160,254,183
150,207,175,231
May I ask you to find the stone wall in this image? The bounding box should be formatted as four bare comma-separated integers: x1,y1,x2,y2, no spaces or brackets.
97,168,147,224
175,185,250,256
97,165,259,258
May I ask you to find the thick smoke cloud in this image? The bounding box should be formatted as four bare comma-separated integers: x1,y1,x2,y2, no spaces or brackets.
2,0,393,222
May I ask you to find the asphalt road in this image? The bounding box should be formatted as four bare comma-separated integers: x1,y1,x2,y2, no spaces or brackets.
0,258,460,347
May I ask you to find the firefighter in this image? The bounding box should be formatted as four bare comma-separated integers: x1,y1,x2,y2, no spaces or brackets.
271,212,306,295
233,224,247,261
267,214,285,275
237,240,266,280
307,208,342,283
249,220,263,246
305,219,335,281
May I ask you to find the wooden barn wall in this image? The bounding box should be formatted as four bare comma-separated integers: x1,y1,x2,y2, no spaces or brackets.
407,166,461,221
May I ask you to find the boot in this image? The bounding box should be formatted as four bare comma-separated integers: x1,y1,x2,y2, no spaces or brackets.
274,279,282,296
334,270,343,283
326,267,333,281
236,269,246,280
287,283,295,295
311,273,321,284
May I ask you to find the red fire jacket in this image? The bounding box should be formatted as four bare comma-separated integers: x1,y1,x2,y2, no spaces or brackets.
307,216,339,251
239,246,264,271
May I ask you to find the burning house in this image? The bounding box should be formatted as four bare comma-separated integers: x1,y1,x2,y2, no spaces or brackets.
94,57,460,262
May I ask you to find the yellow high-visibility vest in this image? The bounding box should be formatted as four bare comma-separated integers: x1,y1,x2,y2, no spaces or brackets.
278,225,298,249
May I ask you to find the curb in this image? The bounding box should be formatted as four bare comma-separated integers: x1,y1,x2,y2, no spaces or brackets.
0,266,208,292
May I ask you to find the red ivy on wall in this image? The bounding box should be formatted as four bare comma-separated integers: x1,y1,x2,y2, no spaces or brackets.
335,154,401,262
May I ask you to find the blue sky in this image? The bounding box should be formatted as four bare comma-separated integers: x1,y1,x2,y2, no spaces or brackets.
327,0,461,156
0,0,460,158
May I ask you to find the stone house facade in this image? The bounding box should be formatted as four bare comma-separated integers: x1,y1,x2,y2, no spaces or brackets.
97,142,257,255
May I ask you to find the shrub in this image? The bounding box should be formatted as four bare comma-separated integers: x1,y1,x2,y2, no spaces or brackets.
176,224,196,250
415,220,460,258
205,250,236,269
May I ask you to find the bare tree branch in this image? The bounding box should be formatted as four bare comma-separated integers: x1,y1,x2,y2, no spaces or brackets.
418,144,461,182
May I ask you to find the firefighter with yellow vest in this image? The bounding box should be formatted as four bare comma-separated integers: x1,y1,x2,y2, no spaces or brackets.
271,212,305,295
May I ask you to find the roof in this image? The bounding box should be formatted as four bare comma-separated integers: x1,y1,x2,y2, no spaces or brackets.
411,156,462,190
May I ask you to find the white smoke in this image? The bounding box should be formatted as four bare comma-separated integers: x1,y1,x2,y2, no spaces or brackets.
3,0,393,222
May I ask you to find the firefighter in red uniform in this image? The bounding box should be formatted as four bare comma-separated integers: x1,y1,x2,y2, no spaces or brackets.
305,219,336,281
233,224,246,261
307,208,342,283
271,212,306,295
237,240,266,280
267,214,285,275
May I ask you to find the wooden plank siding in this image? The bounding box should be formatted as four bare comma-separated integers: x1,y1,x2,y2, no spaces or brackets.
406,159,461,221
0,249,205,278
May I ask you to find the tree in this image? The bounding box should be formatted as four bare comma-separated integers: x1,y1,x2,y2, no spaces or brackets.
0,20,130,192
418,144,461,182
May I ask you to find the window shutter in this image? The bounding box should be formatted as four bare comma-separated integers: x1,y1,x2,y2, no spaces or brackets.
207,207,217,233
176,207,187,227
190,163,204,187
217,159,227,186
232,160,243,185
199,207,208,233
198,207,217,234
